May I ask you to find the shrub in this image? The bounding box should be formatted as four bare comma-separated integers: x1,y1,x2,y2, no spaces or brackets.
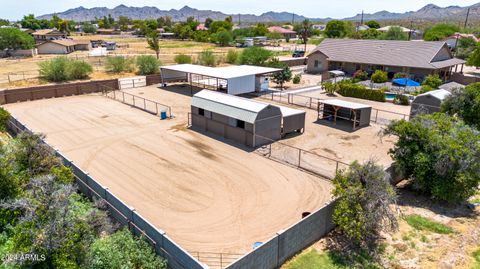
0,107,11,132
336,81,385,102
105,56,134,73
422,74,442,89
38,57,93,82
393,72,408,79
174,54,192,64
136,55,161,75
226,49,239,64
442,83,480,129
419,85,434,94
393,94,410,106
383,114,480,202
238,46,273,66
197,49,217,66
370,70,388,83
293,74,301,84
322,81,337,95
353,70,368,81
333,160,397,249
404,215,454,234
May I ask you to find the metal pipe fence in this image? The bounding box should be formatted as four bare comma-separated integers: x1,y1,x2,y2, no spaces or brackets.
101,85,172,118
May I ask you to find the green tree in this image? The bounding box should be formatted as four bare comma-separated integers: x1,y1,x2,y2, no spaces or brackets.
146,30,161,59
214,30,233,46
105,56,134,73
0,107,10,132
238,46,273,66
467,43,480,68
209,20,233,33
253,23,268,36
423,23,460,41
266,32,283,40
193,31,211,42
365,20,380,29
85,229,167,269
173,24,193,40
325,20,349,38
20,14,41,30
371,70,388,83
360,28,381,39
118,16,131,31
272,65,292,90
174,54,192,64
136,55,161,75
298,19,312,52
226,49,239,64
380,26,408,40
204,18,213,28
442,83,480,129
0,28,35,51
383,114,480,202
197,49,217,66
422,74,442,89
82,23,97,34
332,160,397,249
0,19,9,27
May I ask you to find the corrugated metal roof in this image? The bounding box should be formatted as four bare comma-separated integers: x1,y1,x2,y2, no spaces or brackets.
322,99,372,110
310,39,463,69
192,90,270,123
417,89,451,100
161,64,281,79
278,106,305,117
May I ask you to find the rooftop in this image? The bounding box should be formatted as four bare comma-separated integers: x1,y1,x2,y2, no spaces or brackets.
268,26,296,34
160,64,281,80
322,99,372,110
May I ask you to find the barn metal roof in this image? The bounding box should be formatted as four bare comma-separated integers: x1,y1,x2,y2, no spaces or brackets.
309,39,465,69
417,89,451,100
192,90,272,123
322,99,372,110
161,64,281,80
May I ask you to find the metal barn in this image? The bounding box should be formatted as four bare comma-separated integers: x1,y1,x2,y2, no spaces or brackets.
278,106,306,135
410,89,451,118
191,90,283,147
318,99,372,130
160,64,281,95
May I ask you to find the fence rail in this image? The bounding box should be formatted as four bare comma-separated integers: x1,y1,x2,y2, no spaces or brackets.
101,85,172,118
6,116,204,269
250,91,410,125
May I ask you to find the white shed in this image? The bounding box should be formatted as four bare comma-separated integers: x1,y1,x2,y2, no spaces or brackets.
160,64,281,95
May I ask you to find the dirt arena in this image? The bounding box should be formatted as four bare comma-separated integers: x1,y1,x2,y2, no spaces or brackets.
3,94,333,256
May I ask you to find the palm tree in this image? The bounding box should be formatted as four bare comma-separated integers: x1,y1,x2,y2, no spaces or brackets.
301,19,312,53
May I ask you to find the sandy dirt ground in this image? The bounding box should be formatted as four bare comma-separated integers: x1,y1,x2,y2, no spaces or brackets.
123,85,395,178
3,94,333,259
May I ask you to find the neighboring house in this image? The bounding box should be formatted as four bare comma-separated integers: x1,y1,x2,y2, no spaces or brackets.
73,40,92,51
196,24,208,31
355,25,370,31
445,33,479,49
32,29,67,43
37,40,76,54
410,89,451,118
96,28,121,35
267,26,297,39
312,24,326,31
378,26,412,32
306,39,466,82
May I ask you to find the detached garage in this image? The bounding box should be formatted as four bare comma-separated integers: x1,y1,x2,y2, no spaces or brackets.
37,40,76,54
160,64,281,95
191,90,283,147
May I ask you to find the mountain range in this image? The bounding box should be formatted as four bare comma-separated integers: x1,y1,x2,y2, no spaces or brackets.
37,3,480,23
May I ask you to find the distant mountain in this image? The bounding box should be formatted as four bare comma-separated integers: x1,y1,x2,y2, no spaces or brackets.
37,5,317,23
37,3,480,23
345,3,479,21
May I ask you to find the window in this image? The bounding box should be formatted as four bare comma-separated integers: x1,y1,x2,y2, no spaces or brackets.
236,120,245,129
314,60,319,68
198,108,205,116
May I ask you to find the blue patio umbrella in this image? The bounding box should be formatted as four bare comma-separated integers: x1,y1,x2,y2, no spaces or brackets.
392,78,421,87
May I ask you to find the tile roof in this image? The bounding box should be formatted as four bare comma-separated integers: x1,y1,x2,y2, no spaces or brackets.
310,39,465,69
268,26,296,34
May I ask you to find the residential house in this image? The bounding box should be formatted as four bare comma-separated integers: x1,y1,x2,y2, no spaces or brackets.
32,29,67,43
267,26,297,39
37,39,76,54
96,28,121,35
196,24,208,31
72,40,92,51
306,39,466,82
445,33,479,49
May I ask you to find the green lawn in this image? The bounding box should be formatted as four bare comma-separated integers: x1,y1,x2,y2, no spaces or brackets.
284,249,380,269
405,215,454,234
472,248,480,269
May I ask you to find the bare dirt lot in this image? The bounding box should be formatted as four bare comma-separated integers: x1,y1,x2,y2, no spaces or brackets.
3,94,333,258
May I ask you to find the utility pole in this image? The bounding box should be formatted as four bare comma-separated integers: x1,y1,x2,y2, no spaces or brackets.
464,7,471,29
292,13,295,25
360,10,364,25
238,14,241,26
408,20,413,41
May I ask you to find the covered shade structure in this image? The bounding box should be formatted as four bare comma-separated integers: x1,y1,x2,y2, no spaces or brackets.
318,99,372,130
160,64,281,95
392,78,421,87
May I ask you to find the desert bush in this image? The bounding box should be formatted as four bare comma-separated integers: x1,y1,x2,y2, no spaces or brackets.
174,54,192,64
422,74,442,89
393,72,408,79
353,70,368,81
226,49,239,64
371,70,388,83
136,55,161,75
336,81,385,102
197,49,217,66
39,57,93,82
293,74,302,84
67,60,93,80
0,107,11,132
105,56,134,73
393,94,410,106
442,83,480,129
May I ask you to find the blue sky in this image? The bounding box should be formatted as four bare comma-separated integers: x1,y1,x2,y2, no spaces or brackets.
1,0,478,20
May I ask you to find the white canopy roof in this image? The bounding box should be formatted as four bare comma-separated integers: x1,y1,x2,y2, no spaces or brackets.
161,64,281,80
417,89,451,100
278,105,306,117
322,99,372,110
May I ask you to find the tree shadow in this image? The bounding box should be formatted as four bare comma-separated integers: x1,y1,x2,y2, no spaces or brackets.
395,184,479,219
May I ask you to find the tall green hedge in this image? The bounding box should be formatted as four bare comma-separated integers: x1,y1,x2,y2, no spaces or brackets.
336,82,386,102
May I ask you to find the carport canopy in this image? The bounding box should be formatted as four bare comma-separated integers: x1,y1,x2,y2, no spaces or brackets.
160,64,281,95
318,99,372,130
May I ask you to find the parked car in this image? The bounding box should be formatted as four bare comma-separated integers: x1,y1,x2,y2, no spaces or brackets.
292,50,305,58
